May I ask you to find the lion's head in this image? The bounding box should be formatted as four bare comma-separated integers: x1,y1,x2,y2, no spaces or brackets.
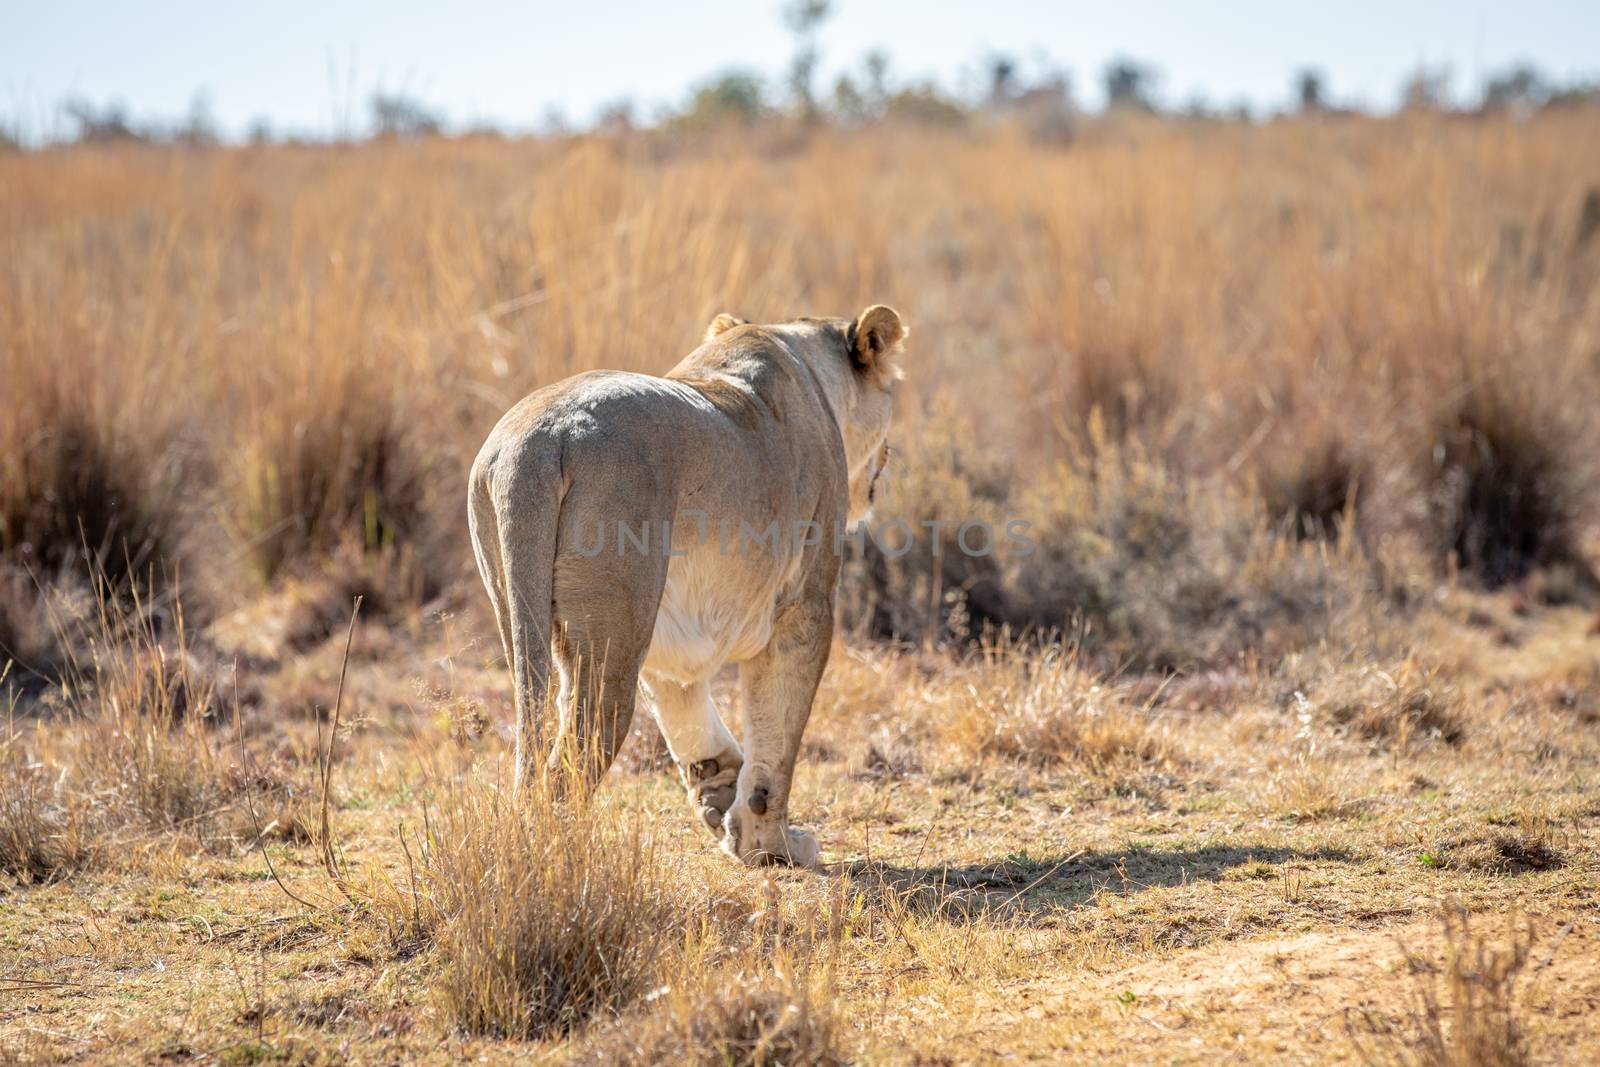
705,304,907,525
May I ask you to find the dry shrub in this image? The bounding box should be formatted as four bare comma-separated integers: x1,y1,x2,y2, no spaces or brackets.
233,364,433,588
373,776,683,1039
847,407,1380,669
932,636,1173,776
1350,907,1536,1067
275,547,435,653
576,967,843,1067
1435,832,1564,876
1319,660,1464,749
0,402,196,680
1255,753,1358,823
0,409,192,597
1257,428,1370,541
840,406,1013,641
0,583,281,881
1015,414,1376,669
1424,377,1599,592
0,568,64,691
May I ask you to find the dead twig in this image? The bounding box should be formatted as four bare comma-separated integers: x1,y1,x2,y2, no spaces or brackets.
319,596,363,901
233,661,322,911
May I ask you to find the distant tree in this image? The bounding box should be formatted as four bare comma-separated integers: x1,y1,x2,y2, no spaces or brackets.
1482,63,1548,112
676,70,768,129
827,49,894,124
885,83,967,126
246,116,275,145
541,107,571,137
1104,58,1157,112
784,0,832,122
174,91,219,148
1014,72,1075,146
863,49,891,112
988,54,1019,105
1545,81,1600,109
63,97,144,143
831,74,868,124
1296,68,1326,112
1401,65,1452,111
596,98,635,134
370,92,443,138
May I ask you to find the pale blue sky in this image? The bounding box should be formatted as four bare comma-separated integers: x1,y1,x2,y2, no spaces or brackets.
4,1,1598,139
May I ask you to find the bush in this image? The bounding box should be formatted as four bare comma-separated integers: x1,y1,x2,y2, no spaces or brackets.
1424,380,1598,590
839,407,1012,641
0,581,274,881
932,637,1174,775
844,408,1380,670
234,364,433,587
0,569,63,692
576,969,843,1067
1256,430,1369,541
1314,658,1464,749
0,410,191,601
375,777,682,1039
1012,415,1376,669
0,356,200,681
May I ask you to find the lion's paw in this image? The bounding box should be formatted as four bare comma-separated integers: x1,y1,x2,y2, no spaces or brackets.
685,756,741,838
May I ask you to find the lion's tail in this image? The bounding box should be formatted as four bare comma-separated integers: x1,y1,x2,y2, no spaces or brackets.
468,444,562,787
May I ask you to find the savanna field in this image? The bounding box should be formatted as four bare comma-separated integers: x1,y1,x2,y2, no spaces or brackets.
3,111,1600,1063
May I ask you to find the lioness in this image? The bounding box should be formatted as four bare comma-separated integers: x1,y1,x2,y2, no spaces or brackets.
468,305,905,867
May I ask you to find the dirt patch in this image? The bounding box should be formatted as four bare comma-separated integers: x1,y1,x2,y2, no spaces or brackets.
956,918,1600,1064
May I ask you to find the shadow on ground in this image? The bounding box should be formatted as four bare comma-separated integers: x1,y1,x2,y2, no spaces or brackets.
841,844,1358,921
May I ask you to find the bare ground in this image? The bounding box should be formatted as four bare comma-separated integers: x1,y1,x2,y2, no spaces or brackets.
3,589,1599,1064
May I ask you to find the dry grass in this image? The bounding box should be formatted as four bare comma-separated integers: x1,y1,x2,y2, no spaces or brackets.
233,361,433,585
931,636,1174,775
1435,832,1565,876
1317,659,1466,750
368,773,684,1039
0,669,93,880
0,581,303,883
3,112,1600,1064
5,115,1599,645
1254,751,1362,823
1351,908,1537,1067
575,965,843,1067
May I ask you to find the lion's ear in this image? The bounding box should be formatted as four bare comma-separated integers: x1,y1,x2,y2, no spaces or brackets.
851,304,907,377
705,313,746,342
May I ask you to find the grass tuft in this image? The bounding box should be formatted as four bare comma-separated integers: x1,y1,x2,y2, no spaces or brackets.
371,775,683,1039
933,636,1174,776
575,967,843,1067
234,368,432,587
0,412,191,596
0,576,289,880
1424,382,1598,591
1351,907,1536,1067
1437,832,1564,876
1320,660,1465,749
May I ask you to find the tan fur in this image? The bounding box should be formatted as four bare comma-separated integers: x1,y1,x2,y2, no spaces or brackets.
468,305,904,867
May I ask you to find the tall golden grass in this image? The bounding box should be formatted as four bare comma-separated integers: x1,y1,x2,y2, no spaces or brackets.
2,113,1598,661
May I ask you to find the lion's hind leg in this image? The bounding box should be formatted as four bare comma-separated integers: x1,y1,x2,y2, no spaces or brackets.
547,548,666,795
647,677,743,835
